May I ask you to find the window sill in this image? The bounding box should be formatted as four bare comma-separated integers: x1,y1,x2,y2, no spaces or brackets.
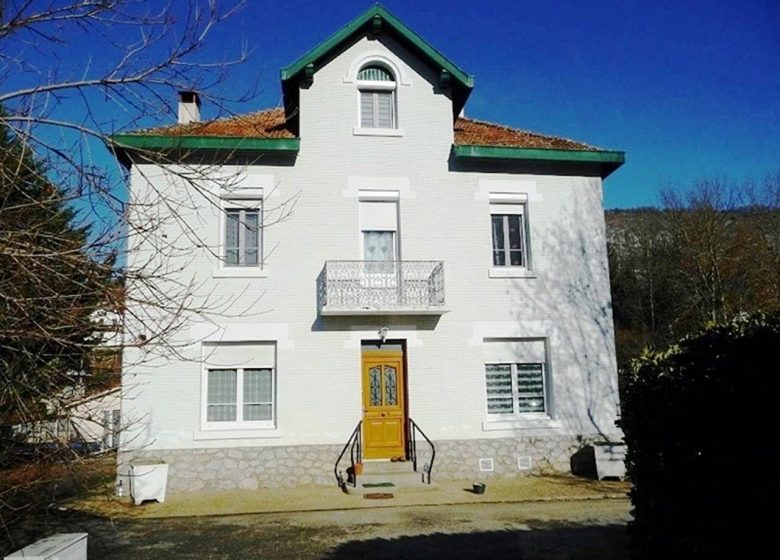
482,417,561,432
194,427,281,440
352,127,404,137
488,267,536,279
212,267,268,279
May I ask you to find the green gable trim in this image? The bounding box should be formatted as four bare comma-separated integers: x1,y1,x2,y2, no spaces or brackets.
453,144,625,177
110,134,300,153
280,4,474,89
453,144,625,164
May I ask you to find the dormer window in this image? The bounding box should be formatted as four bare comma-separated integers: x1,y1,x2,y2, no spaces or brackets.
357,64,396,129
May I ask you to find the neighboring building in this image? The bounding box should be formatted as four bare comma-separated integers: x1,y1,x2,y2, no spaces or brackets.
111,5,625,492
11,294,123,453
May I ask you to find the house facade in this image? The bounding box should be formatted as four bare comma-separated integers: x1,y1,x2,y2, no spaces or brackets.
113,5,624,492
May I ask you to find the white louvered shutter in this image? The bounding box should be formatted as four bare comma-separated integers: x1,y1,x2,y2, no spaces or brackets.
376,91,393,128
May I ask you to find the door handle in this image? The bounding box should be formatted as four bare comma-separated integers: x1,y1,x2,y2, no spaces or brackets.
381,412,387,417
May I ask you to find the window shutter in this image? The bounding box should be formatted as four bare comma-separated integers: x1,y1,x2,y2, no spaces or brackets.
360,92,375,128
203,342,276,369
376,91,393,128
483,339,546,363
359,200,398,232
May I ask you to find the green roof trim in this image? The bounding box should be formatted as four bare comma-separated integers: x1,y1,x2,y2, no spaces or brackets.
109,134,300,153
280,4,474,89
452,145,625,177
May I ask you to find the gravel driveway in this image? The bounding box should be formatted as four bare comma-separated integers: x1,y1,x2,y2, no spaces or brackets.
13,498,631,559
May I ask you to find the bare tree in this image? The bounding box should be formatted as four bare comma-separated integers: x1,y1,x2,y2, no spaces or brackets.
0,0,297,542
608,173,780,369
661,177,778,325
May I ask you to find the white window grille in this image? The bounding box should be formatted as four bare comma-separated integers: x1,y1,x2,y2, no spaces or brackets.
485,362,547,416
202,342,277,429
490,203,528,268
225,207,261,267
206,368,274,424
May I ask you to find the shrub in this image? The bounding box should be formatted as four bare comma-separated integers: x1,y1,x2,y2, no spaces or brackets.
620,312,780,558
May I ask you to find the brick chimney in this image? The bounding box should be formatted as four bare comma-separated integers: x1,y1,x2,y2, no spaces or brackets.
177,90,201,124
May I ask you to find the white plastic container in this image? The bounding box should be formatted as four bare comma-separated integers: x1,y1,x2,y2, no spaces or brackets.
130,460,169,505
5,533,87,559
594,442,627,480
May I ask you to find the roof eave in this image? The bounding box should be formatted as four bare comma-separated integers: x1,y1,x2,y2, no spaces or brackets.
452,144,626,178
109,134,301,153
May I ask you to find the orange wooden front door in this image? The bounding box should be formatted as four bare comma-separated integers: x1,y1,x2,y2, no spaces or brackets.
362,351,405,459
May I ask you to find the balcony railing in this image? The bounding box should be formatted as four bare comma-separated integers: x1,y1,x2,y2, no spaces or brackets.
317,260,446,315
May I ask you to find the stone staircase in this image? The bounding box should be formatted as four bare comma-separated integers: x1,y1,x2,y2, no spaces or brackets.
344,460,435,496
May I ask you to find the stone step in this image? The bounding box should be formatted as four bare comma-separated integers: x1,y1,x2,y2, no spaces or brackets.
361,460,416,475
343,479,437,496
344,482,397,496
359,470,426,488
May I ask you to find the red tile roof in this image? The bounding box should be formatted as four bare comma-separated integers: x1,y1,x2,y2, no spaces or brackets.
136,108,601,151
142,108,296,139
454,116,599,151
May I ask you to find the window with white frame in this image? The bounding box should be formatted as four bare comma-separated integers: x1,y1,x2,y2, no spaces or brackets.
357,64,396,129
225,206,261,267
202,342,275,428
359,198,398,274
484,339,549,418
206,368,274,422
490,201,529,268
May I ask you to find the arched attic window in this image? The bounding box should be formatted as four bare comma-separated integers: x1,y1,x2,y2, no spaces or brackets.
357,64,396,129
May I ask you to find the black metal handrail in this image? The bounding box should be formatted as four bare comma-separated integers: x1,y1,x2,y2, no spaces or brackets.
406,418,435,484
334,421,362,488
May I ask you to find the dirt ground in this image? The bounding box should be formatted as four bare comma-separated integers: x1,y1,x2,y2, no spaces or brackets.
12,498,631,559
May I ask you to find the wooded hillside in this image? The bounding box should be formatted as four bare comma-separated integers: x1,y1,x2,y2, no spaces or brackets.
606,176,780,367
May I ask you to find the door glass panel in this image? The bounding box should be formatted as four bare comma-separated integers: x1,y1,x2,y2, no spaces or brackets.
369,366,382,406
384,365,397,405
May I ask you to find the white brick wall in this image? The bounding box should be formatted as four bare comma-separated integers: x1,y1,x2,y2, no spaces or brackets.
120,34,621,454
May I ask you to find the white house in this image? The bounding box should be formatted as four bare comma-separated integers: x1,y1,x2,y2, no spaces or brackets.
111,5,625,493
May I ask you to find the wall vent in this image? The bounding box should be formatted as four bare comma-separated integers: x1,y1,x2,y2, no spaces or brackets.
517,456,533,470
478,458,494,472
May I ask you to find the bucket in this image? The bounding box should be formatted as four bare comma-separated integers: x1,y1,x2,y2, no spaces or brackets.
472,482,486,494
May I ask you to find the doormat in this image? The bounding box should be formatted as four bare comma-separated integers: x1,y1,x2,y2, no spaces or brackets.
364,492,394,500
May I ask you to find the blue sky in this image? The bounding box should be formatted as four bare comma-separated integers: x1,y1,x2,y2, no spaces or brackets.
205,0,778,208
8,0,780,210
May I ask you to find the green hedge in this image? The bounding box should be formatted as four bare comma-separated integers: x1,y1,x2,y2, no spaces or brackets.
620,312,780,558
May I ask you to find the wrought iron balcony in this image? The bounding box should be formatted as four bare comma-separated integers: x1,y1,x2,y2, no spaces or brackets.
317,260,446,316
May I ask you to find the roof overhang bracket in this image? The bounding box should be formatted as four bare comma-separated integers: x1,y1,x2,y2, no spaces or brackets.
439,69,451,89
300,63,315,89
370,14,383,37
